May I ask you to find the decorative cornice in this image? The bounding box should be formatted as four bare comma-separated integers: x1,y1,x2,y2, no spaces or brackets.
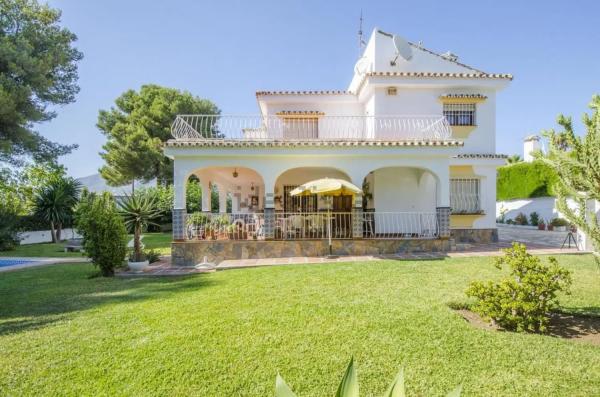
453,153,508,159
275,110,325,116
366,71,513,79
256,90,351,96
439,94,488,100
165,139,464,148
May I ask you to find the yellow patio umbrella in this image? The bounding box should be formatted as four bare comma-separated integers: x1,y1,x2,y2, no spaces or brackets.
290,178,362,257
289,178,362,197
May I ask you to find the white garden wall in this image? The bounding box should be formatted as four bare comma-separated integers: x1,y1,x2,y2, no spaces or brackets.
19,228,81,245
496,196,577,223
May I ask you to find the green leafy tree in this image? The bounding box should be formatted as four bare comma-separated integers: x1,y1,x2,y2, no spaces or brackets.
33,175,81,242
537,95,600,260
97,85,219,185
118,193,162,262
0,0,82,165
75,191,127,277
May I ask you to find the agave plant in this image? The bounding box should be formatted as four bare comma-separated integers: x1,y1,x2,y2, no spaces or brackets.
33,177,82,242
275,357,461,397
118,193,162,262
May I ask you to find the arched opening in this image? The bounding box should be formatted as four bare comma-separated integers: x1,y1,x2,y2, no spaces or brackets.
188,166,265,214
274,167,354,239
362,167,439,238
182,166,266,241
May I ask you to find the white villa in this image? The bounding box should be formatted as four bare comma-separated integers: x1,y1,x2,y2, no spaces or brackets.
164,29,512,265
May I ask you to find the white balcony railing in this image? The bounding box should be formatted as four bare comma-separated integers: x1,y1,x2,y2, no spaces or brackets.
171,115,452,141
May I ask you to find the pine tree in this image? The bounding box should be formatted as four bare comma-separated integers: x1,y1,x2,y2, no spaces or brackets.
537,95,600,260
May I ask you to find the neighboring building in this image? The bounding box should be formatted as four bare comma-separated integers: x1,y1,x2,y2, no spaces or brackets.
164,28,512,265
77,173,156,199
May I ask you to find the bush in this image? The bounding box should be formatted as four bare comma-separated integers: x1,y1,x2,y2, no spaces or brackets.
128,248,160,264
497,161,558,201
529,211,540,226
514,212,528,225
550,217,569,227
466,243,572,333
0,206,21,251
75,191,128,277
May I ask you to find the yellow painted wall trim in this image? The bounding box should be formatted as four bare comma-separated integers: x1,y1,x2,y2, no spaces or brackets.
449,165,476,178
451,125,476,139
450,214,485,228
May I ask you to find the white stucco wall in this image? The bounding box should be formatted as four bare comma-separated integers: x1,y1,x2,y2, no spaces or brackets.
496,196,577,224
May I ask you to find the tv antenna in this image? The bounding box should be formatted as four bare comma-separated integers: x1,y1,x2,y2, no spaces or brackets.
357,10,366,57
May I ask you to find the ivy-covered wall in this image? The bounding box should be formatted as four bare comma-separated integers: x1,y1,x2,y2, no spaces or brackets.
496,161,558,201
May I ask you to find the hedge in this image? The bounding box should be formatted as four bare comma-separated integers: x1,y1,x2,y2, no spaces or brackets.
497,161,558,201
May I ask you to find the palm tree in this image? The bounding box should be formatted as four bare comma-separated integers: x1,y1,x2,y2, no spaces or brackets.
118,193,162,262
506,154,523,164
34,177,82,242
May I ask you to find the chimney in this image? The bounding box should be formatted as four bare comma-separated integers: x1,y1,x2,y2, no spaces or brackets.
523,135,541,162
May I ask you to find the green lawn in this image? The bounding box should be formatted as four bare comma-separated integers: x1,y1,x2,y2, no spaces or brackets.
0,255,598,396
0,232,172,258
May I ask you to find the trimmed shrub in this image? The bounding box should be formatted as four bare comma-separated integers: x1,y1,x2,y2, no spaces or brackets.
497,161,558,201
75,191,127,277
514,212,528,225
550,217,569,227
466,243,572,333
529,211,540,226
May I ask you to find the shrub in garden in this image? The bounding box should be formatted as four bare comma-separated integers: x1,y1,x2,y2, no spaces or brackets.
75,191,127,277
118,193,162,262
529,211,540,226
514,212,528,225
466,243,572,332
550,217,569,227
275,357,462,397
0,205,21,251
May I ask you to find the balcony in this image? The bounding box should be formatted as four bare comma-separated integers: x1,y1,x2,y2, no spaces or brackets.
171,114,453,141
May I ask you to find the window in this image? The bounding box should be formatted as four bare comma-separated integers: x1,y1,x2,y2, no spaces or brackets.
443,103,476,126
450,179,481,214
283,117,318,139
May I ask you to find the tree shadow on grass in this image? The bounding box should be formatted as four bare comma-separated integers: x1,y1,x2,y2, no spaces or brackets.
547,312,600,341
0,264,218,336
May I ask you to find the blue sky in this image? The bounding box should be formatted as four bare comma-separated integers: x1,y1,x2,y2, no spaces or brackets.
43,0,600,178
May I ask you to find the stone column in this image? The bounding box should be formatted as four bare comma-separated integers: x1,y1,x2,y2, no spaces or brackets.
173,161,187,241
436,206,451,239
263,192,275,239
352,194,363,238
172,209,187,241
201,180,212,213
218,188,228,213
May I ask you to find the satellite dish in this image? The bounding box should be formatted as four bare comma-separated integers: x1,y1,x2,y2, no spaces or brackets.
391,35,413,65
354,56,371,75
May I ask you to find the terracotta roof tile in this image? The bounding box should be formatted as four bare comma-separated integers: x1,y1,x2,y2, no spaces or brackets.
256,90,350,96
165,139,464,148
454,153,507,159
439,94,488,100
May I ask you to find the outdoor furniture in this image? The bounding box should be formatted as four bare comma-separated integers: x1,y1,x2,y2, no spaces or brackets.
64,238,84,252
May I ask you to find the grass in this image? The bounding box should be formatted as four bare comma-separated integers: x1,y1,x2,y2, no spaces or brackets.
0,254,598,396
0,232,172,258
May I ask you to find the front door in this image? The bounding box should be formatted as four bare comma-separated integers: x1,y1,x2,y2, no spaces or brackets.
331,195,353,238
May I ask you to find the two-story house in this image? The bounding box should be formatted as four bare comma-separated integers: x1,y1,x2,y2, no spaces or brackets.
164,28,511,265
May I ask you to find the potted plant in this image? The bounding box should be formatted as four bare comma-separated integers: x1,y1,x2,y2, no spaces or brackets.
537,219,546,230
212,214,230,239
118,193,162,271
551,217,569,232
186,212,210,239
227,223,248,240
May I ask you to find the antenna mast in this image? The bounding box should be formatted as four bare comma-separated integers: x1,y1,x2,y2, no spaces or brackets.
357,10,365,57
